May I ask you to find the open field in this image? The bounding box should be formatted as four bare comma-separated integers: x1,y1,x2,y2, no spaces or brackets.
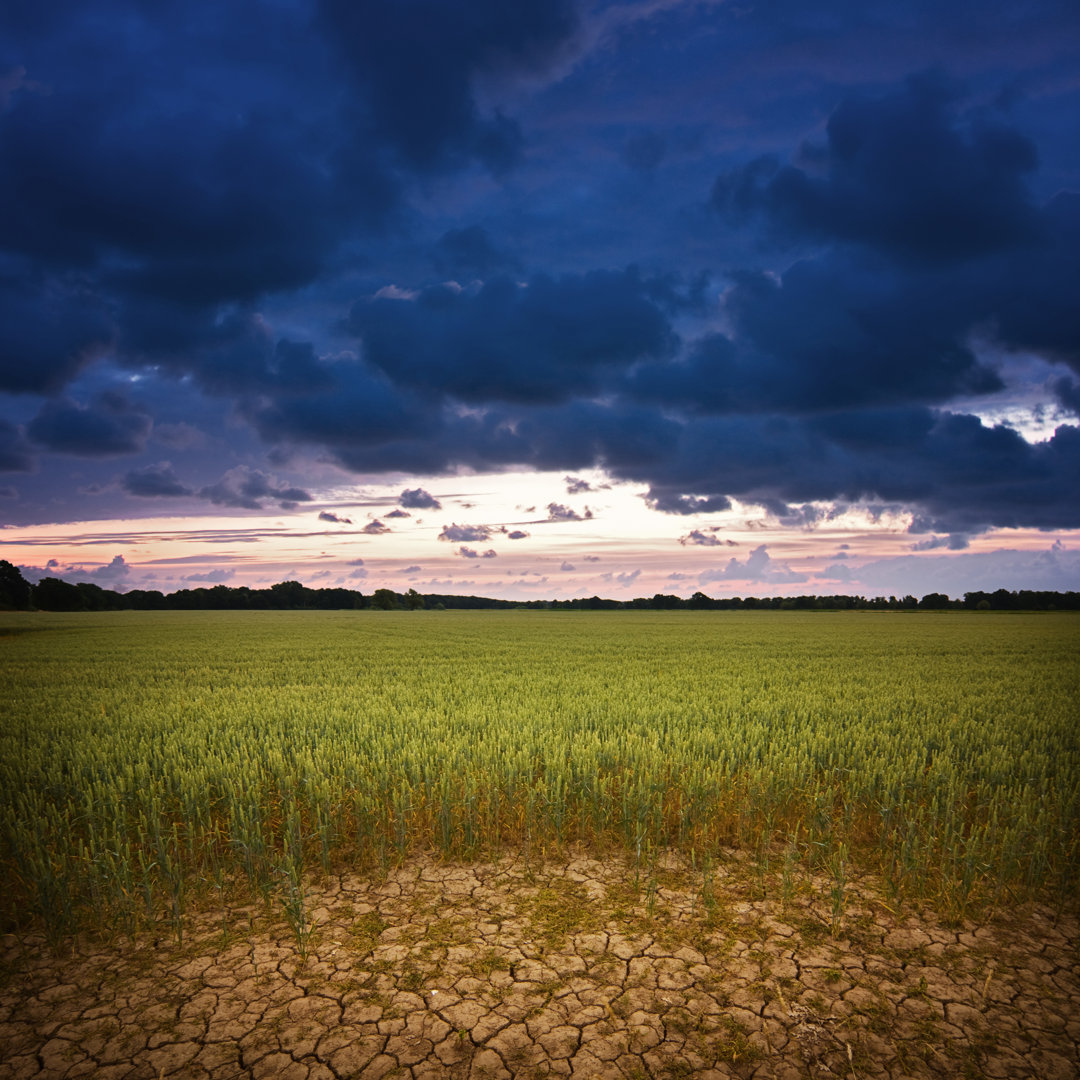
1,610,1078,1076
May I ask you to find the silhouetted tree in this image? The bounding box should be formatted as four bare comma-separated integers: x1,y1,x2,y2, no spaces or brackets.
0,560,31,609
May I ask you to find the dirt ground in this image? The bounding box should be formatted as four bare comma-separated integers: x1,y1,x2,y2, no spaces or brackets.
1,848,1077,1079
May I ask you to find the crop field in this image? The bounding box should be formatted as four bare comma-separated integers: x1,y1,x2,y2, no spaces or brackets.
3,609,1080,1079
2,609,1077,942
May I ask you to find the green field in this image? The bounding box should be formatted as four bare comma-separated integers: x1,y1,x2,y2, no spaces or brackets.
2,610,1078,941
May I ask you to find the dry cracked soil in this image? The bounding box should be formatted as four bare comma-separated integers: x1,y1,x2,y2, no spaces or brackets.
1,849,1077,1080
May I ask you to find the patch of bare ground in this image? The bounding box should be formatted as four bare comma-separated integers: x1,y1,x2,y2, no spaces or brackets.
1,847,1077,1079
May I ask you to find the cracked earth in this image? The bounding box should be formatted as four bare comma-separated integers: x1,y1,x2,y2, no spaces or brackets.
1,849,1077,1079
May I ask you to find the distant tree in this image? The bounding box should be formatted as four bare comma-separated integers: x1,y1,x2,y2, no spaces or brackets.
269,580,307,609
372,588,398,610
919,592,952,609
405,588,425,610
32,577,85,611
0,560,31,609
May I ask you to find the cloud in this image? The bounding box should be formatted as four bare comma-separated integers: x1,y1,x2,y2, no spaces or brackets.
348,269,676,406
679,529,735,547
400,487,442,510
713,72,1040,265
402,564,421,573
622,131,666,173
564,475,592,494
123,462,192,498
27,392,152,457
361,519,390,534
507,530,530,540
698,545,808,586
90,554,132,583
911,533,970,551
347,558,365,566
645,490,732,515
384,508,411,518
829,545,1080,596
199,466,313,510
0,419,34,472
184,568,235,583
439,522,493,542
21,553,137,588
432,226,516,276
560,561,576,571
546,502,592,522
318,0,578,174
318,511,353,524
457,546,497,559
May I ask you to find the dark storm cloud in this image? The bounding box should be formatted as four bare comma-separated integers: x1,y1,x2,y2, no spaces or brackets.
627,257,1003,416
0,270,112,395
2,1,1078,542
432,227,516,277
622,131,667,173
317,0,578,173
348,270,676,405
0,419,33,472
644,492,732,516
27,393,152,457
713,72,1041,265
123,462,192,498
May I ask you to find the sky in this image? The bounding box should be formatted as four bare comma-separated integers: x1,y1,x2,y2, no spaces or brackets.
2,0,1079,601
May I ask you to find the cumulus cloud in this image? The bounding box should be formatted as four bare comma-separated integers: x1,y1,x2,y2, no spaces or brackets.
911,533,970,551
0,419,35,472
564,475,592,494
384,508,411,518
361,519,391,534
124,462,192,498
679,529,735,547
349,269,676,406
457,546,497,559
184,568,235,583
439,522,493,542
698,545,807,586
713,72,1040,265
27,393,152,457
507,530,530,540
199,466,312,510
400,487,442,510
318,510,353,524
560,561,575,571
546,502,592,522
827,544,1080,596
432,226,516,276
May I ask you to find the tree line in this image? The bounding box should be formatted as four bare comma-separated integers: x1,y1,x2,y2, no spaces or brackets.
1,560,1077,613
